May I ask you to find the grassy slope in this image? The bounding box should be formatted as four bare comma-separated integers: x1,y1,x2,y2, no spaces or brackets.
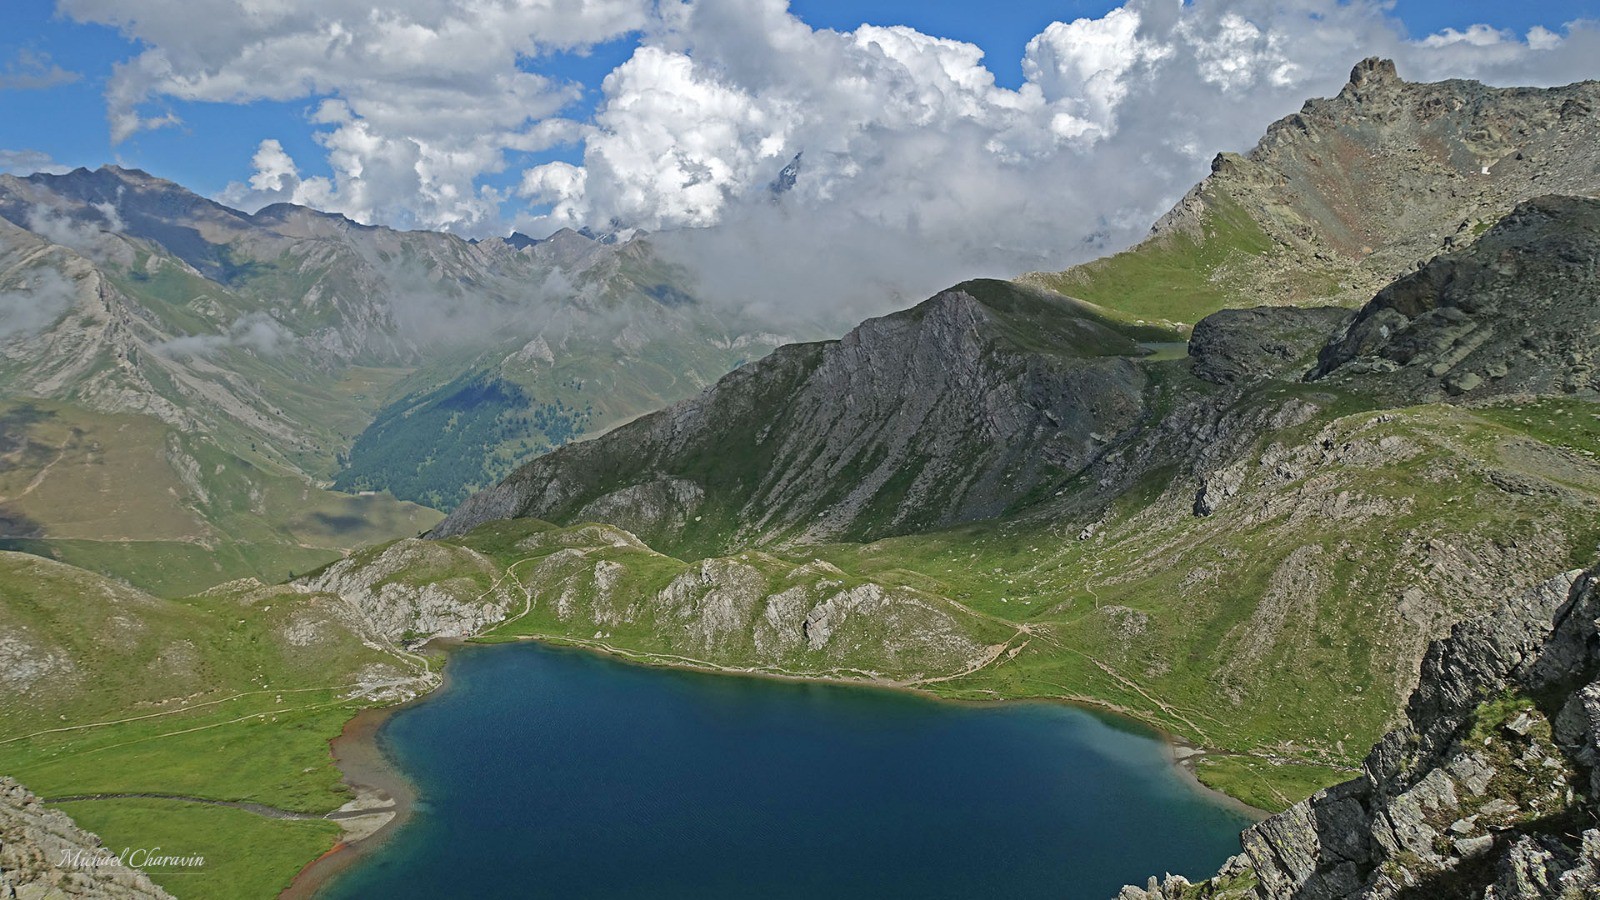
1023,190,1341,327
56,799,342,900
0,551,431,898
810,392,1600,810
0,399,441,595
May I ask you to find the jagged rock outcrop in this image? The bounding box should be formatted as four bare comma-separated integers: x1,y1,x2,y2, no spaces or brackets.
1125,564,1600,899
1190,307,1352,385
1117,855,1256,900
1246,564,1600,898
293,539,515,642
0,777,174,899
1311,195,1600,401
433,280,1163,549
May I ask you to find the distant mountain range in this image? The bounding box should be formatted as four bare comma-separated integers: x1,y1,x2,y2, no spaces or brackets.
0,165,803,591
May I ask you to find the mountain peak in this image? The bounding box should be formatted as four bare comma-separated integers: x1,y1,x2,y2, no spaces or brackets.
1345,57,1400,92
770,151,802,196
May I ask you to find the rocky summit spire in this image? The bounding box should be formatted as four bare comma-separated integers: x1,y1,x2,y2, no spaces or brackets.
1340,56,1402,99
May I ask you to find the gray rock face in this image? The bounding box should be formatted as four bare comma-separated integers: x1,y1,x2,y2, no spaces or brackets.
434,280,1155,549
1234,565,1600,899
0,777,174,899
294,538,514,642
1312,195,1600,401
1189,307,1353,385
571,477,705,540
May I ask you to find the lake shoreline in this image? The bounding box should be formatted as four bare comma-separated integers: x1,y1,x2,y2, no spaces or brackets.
502,633,1273,820
285,633,1266,897
278,642,463,900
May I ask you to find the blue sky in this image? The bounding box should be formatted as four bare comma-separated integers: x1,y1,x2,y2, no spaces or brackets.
2,0,1597,241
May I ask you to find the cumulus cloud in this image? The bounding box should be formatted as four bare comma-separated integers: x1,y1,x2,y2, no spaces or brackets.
62,0,653,231
0,49,81,91
62,0,1600,319
0,269,78,341
156,312,292,358
546,0,1600,319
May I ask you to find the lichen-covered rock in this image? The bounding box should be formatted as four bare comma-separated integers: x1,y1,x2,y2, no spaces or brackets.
1151,565,1600,900
1312,195,1600,403
0,777,174,899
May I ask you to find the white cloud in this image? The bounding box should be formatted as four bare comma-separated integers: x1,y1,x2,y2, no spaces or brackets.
156,311,291,358
60,0,1600,318
0,149,70,176
63,0,653,231
1024,8,1170,128
246,139,299,194
561,0,1600,319
519,160,587,210
1420,24,1514,49
0,49,81,91
0,269,79,341
23,202,126,262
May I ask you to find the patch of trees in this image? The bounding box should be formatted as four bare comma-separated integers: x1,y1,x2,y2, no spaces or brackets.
334,373,591,510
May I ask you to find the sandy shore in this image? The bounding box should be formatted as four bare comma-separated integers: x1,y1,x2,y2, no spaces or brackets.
1164,737,1272,823
279,704,419,899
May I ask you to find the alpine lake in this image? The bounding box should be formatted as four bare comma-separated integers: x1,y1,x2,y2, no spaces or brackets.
320,641,1254,899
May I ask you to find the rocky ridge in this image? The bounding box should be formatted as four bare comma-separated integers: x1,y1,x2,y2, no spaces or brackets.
1192,58,1600,305
1026,59,1600,324
296,521,997,682
1311,194,1600,401
433,279,1169,550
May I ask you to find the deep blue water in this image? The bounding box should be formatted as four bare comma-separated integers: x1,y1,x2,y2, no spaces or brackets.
322,642,1252,900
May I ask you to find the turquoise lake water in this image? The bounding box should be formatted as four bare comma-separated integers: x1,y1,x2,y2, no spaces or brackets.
322,642,1253,899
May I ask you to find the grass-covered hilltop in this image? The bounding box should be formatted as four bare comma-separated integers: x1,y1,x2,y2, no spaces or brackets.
2,59,1598,899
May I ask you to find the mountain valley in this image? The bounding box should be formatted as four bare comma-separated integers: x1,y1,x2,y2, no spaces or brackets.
2,58,1598,900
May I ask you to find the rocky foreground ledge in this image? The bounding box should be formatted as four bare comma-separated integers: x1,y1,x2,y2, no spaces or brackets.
1120,563,1600,899
0,777,173,900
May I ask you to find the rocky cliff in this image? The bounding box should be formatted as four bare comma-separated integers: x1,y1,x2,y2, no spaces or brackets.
433,279,1172,550
1122,563,1600,899
0,777,173,900
1311,194,1600,401
1245,563,1600,898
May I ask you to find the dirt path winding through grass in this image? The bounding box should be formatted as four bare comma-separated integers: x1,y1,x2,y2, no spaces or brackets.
44,792,393,822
